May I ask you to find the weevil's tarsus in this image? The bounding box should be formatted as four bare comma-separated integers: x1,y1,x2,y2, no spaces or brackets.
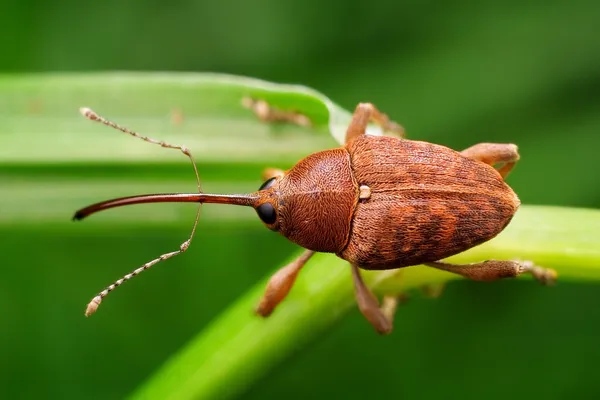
425,260,557,285
242,97,312,127
256,250,315,317
518,260,558,285
345,103,405,144
351,264,399,335
460,142,520,179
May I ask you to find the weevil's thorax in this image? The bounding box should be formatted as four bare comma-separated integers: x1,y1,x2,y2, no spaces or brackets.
273,148,358,253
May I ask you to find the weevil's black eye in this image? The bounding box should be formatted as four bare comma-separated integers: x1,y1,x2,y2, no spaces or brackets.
258,177,276,191
256,202,277,224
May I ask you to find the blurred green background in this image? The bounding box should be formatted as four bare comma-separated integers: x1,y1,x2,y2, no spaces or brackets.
2,0,600,399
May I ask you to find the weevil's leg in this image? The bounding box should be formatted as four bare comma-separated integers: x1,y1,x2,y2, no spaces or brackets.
256,250,316,317
351,264,405,335
79,107,203,317
345,103,405,144
425,260,557,285
242,96,312,127
460,143,520,179
261,167,285,181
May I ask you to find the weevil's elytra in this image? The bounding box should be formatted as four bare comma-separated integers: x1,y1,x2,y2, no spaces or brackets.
75,101,556,334
340,134,520,270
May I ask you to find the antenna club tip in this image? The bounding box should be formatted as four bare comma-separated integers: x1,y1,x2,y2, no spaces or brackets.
85,296,102,317
79,107,98,121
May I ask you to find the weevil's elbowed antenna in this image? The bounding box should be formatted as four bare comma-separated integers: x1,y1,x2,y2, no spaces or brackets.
74,191,258,317
76,108,259,316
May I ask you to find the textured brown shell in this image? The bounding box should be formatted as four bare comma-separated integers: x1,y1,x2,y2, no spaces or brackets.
339,135,520,270
276,148,358,253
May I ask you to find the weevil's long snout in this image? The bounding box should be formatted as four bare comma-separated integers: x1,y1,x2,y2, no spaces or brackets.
73,193,260,220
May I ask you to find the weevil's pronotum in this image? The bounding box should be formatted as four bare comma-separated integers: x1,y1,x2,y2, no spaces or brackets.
74,101,556,334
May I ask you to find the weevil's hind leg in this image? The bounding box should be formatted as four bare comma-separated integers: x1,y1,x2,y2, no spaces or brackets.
351,264,405,335
345,103,405,144
425,260,557,285
242,97,312,127
256,250,316,317
460,143,520,179
79,107,203,317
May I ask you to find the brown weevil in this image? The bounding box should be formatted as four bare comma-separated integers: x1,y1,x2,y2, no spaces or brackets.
74,102,556,334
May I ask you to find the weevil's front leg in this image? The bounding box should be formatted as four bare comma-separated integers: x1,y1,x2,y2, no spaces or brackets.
351,264,406,335
425,260,557,285
256,250,316,316
461,143,520,179
242,97,312,127
345,103,405,144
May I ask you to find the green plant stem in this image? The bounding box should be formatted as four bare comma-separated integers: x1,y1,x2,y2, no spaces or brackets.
131,205,600,400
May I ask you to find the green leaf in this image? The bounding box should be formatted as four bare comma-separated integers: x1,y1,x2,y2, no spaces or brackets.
0,72,388,165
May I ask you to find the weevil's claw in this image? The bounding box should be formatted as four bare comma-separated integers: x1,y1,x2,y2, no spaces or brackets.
85,296,102,317
519,260,558,286
537,268,558,285
255,296,276,317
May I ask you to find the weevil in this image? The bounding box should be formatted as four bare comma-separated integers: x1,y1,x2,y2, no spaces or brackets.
74,102,556,334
